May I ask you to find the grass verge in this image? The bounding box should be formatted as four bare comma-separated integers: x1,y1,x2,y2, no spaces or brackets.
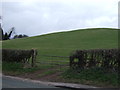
61,68,119,87
2,62,119,88
2,62,39,75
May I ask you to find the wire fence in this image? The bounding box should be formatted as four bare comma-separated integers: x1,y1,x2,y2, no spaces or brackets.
36,55,70,72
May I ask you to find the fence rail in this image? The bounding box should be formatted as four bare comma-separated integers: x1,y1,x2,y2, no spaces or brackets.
41,55,69,58
36,54,69,71
36,61,69,65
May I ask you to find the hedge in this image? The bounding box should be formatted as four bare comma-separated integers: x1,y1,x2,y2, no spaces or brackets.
69,49,119,72
2,49,37,67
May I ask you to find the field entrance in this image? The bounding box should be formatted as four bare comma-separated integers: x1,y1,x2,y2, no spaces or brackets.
29,54,70,81
36,54,69,71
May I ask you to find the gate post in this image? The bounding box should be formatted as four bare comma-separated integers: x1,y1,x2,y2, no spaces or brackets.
31,49,37,67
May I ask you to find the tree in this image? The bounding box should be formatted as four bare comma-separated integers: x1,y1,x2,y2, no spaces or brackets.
0,24,3,40
0,18,28,40
3,27,15,40
0,25,15,40
0,16,15,40
13,34,28,39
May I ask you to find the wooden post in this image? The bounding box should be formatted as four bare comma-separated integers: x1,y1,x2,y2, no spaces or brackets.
31,49,37,67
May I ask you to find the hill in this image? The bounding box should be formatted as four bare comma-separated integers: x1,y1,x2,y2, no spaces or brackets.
3,28,118,57
2,28,119,87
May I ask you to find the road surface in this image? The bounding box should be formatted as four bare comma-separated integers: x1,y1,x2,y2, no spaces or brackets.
2,76,67,89
2,76,118,90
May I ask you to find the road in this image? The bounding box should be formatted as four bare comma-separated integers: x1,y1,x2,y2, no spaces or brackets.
2,76,68,89
2,76,118,90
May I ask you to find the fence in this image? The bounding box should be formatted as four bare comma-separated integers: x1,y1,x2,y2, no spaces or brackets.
36,55,69,72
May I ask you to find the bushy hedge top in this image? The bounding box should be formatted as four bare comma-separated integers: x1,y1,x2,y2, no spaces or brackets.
2,49,36,63
70,49,119,71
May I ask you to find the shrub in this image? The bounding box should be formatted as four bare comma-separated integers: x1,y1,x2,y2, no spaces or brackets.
2,49,37,67
69,49,119,72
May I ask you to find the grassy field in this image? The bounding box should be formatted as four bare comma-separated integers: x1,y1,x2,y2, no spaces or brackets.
2,28,118,57
2,28,119,87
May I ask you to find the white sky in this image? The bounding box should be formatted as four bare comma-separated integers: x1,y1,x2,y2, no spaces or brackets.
1,0,119,36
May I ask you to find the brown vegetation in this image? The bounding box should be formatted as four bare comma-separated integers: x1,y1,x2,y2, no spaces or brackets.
69,49,119,72
2,49,37,67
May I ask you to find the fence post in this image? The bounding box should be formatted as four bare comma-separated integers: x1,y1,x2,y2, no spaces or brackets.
31,49,37,67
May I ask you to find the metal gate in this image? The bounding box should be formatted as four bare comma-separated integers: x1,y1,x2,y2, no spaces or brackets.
36,55,69,72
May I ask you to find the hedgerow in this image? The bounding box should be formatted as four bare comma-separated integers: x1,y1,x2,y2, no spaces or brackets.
70,49,119,72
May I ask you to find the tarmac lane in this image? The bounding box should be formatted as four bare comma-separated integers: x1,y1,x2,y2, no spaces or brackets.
2,76,119,90
2,76,62,89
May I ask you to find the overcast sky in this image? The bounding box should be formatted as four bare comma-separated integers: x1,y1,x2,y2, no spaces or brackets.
1,0,119,36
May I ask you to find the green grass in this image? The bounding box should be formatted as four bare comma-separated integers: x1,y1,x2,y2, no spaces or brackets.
61,68,119,87
2,62,39,75
2,28,118,62
3,28,118,54
2,28,119,87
